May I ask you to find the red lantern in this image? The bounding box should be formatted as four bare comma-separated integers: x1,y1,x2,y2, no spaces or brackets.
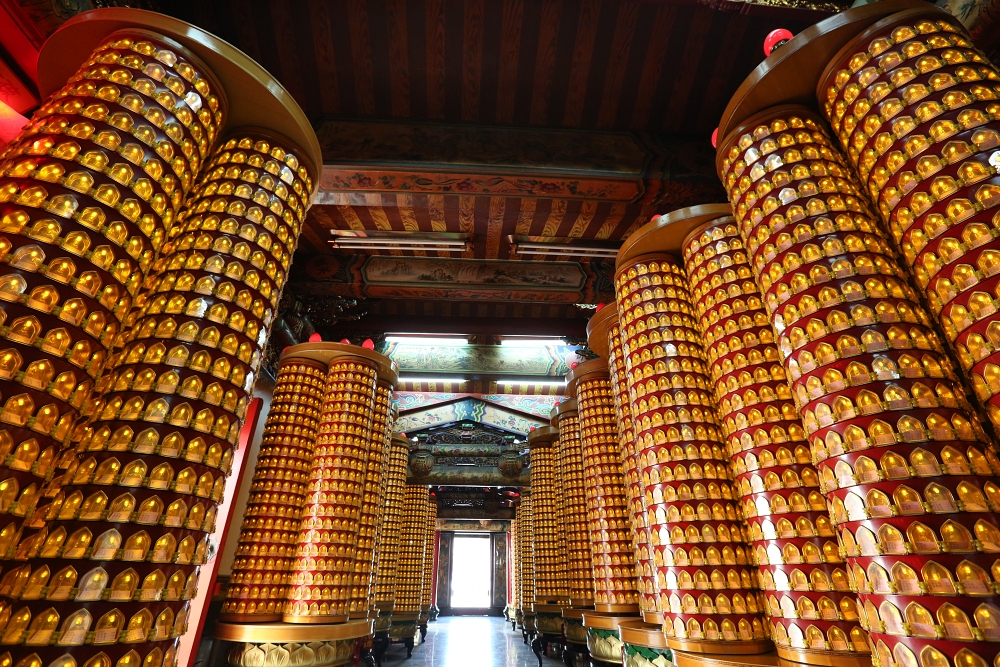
595,302,606,312
340,338,351,344
308,332,322,342
711,128,718,148
362,338,375,349
763,29,793,56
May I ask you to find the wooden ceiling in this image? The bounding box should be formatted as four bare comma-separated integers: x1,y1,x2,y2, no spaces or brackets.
159,0,837,334
168,0,833,133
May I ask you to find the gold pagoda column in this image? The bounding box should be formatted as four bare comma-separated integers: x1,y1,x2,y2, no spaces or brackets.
0,20,227,580
586,306,672,665
518,490,536,636
713,4,1000,664
390,484,429,654
281,344,396,624
511,517,520,626
552,399,594,653
612,208,772,654
552,400,594,606
221,352,325,621
0,15,329,661
373,434,408,640
588,305,662,622
567,359,641,666
418,495,437,637
682,215,870,666
526,425,568,639
819,9,1000,436
349,377,396,618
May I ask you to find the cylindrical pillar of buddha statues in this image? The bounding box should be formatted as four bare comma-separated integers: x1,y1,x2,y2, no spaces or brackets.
389,484,429,646
683,215,870,666
0,38,320,665
395,485,430,615
375,434,409,613
551,400,593,607
280,344,395,624
518,490,535,633
567,360,640,613
613,208,772,653
818,10,1000,438
0,22,228,567
719,94,1000,666
221,352,325,621
527,426,568,605
511,517,521,624
349,374,397,618
527,425,568,638
373,433,408,645
419,496,437,621
588,305,662,623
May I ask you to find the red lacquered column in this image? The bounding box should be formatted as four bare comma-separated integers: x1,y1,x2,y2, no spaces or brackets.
719,105,1000,667
567,360,640,613
683,215,870,666
613,210,772,654
588,305,662,622
552,400,594,607
220,353,324,621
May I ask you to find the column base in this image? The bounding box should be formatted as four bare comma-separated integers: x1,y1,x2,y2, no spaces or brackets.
776,646,872,667
282,613,351,624
668,639,775,655
216,619,375,667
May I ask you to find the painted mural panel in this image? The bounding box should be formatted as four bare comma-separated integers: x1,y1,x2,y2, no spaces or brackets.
385,341,579,376
478,395,560,419
394,398,546,436
363,257,587,302
396,392,467,412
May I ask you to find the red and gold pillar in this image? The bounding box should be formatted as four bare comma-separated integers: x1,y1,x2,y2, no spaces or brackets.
282,345,396,624
517,490,535,632
390,484,429,641
527,425,568,638
551,400,594,607
221,353,326,621
613,210,772,654
588,305,662,622
819,10,1000,439
375,434,409,614
717,18,1000,667
683,215,869,665
568,360,640,614
419,495,437,625
349,377,396,618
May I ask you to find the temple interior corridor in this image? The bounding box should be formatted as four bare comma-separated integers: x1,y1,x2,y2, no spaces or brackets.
2,2,1000,667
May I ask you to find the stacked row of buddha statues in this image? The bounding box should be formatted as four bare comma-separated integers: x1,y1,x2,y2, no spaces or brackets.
713,4,1000,667
0,9,333,667
512,4,1000,667
551,400,593,606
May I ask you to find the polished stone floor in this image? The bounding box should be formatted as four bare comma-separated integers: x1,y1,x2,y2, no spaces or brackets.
381,615,563,667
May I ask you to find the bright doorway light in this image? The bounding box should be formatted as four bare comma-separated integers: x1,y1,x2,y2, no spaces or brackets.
450,534,492,608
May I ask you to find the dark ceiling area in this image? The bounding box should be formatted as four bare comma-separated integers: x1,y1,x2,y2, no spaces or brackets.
158,0,840,339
